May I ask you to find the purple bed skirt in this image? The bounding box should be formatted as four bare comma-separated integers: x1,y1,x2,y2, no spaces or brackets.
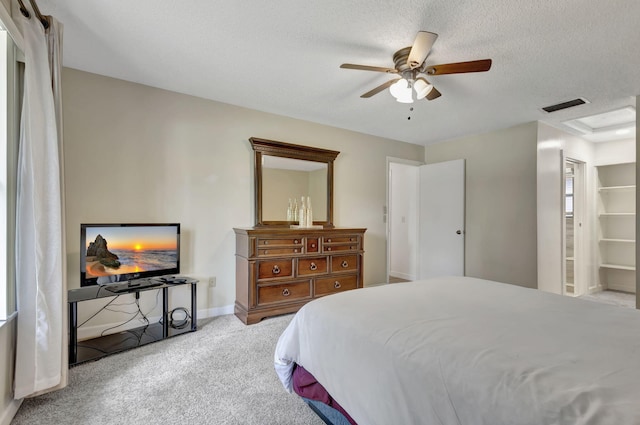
292,364,357,425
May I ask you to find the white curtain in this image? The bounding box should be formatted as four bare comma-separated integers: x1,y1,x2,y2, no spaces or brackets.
14,12,66,399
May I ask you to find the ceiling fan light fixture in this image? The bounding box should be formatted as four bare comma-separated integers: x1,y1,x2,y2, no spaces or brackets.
413,77,433,100
390,78,413,103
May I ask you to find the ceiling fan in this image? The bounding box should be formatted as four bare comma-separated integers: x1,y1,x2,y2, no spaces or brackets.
340,31,492,103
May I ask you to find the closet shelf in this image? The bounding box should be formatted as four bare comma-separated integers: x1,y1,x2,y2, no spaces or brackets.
596,162,636,294
599,212,636,217
600,264,636,271
599,238,636,243
599,185,636,192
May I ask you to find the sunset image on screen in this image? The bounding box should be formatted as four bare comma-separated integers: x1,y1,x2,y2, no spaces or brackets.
84,226,178,278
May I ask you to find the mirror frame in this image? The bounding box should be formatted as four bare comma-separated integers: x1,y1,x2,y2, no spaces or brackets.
250,137,340,228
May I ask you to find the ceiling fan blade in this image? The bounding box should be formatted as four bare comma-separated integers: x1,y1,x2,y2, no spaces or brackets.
340,63,398,73
425,86,441,101
425,59,492,75
361,79,400,98
407,31,438,69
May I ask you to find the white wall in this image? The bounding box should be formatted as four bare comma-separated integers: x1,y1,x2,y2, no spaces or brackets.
424,122,539,288
594,138,636,166
389,162,418,280
62,68,425,329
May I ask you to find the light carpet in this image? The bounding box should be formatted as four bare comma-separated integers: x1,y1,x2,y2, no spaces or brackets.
578,290,636,308
11,314,324,425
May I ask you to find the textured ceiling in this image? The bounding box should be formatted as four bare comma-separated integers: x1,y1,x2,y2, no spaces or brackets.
35,0,640,146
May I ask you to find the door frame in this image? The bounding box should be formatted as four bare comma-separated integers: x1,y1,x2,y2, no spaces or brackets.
562,156,586,296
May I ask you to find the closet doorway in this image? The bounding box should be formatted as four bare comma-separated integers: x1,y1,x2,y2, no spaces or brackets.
563,158,586,296
387,159,421,283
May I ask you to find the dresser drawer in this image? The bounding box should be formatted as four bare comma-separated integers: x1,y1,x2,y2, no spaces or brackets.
257,281,312,305
324,244,359,253
257,237,304,247
258,247,303,256
323,235,360,244
315,274,358,296
331,255,358,273
306,238,319,253
298,257,328,276
257,259,293,280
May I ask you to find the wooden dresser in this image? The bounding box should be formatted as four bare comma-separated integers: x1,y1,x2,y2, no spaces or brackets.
234,227,366,324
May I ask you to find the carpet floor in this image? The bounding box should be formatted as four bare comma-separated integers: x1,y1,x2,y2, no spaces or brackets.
11,314,324,425
578,290,636,308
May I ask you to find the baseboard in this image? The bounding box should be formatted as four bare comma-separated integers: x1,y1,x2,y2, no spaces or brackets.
0,398,22,425
364,282,388,288
199,304,234,318
607,283,636,293
77,314,163,341
389,271,414,280
588,284,604,295
77,305,235,340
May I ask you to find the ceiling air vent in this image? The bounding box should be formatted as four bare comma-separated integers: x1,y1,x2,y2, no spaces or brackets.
542,97,589,112
541,98,589,113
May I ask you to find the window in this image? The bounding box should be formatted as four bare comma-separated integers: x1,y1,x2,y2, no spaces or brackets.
0,23,21,321
565,166,574,217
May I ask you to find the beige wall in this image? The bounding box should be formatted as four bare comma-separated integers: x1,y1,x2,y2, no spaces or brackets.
262,168,310,220
0,319,19,425
62,68,424,323
424,122,539,288
308,168,327,221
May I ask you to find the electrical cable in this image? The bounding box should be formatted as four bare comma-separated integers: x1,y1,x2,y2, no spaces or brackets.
78,296,119,328
99,289,161,336
168,307,191,329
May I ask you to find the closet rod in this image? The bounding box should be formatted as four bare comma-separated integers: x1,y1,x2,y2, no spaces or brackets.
17,0,49,29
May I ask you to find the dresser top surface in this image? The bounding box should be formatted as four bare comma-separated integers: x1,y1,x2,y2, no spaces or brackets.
234,227,366,235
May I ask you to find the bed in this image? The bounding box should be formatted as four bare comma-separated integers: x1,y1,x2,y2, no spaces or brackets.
274,276,640,425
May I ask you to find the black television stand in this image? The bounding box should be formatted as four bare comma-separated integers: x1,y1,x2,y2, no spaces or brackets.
67,278,198,366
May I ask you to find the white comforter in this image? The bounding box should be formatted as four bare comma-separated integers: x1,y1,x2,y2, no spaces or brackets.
274,276,640,425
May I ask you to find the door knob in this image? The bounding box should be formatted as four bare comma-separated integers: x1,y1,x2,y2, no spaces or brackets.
456,230,462,235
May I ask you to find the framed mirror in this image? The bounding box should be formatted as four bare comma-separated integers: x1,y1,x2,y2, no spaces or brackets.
250,137,340,227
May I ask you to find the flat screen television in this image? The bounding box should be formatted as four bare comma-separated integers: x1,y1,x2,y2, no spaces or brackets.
80,223,180,287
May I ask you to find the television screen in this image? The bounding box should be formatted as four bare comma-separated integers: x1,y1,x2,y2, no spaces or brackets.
80,223,180,286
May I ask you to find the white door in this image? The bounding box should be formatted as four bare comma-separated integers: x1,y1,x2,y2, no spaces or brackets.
418,159,465,279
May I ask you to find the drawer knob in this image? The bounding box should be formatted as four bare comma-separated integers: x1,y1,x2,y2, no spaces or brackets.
334,281,341,289
311,243,316,248
327,238,332,242
264,250,269,255
341,260,349,268
350,238,354,241
294,249,298,253
294,239,299,244
309,262,318,271
282,288,290,297
264,241,268,245
272,265,281,275
327,247,332,251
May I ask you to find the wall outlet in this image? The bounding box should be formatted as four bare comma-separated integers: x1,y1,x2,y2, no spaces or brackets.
208,277,216,287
